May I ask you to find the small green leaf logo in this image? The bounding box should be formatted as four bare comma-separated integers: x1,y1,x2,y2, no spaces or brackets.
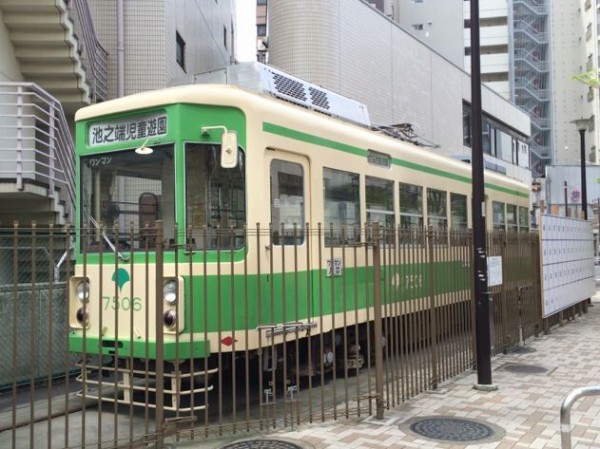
112,268,130,292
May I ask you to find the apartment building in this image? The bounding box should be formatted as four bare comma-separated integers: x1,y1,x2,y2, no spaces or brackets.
392,0,600,179
0,0,236,226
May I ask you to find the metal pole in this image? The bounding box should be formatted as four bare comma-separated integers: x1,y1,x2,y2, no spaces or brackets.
564,181,569,217
470,0,494,388
372,223,384,420
560,386,600,449
155,221,165,448
116,0,125,97
579,129,588,219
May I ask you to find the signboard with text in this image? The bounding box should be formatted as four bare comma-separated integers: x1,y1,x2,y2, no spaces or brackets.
88,113,168,146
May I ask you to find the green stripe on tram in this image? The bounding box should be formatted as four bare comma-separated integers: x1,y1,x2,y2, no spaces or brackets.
263,122,529,199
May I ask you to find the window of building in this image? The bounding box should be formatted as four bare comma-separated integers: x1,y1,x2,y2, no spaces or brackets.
270,160,304,245
176,32,185,70
323,168,360,246
463,108,471,147
257,24,267,37
492,201,505,231
412,24,424,31
257,0,267,4
223,26,227,49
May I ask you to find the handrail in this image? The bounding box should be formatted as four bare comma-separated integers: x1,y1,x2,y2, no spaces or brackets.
73,0,108,101
560,386,600,449
0,82,75,220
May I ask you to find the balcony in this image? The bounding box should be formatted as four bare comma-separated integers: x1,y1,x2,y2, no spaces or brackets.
0,82,75,225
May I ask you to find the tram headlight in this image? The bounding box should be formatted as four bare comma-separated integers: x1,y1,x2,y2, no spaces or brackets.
76,280,90,303
163,310,177,329
76,307,88,325
163,280,178,305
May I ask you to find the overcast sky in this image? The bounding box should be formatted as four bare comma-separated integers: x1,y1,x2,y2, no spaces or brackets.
235,1,257,62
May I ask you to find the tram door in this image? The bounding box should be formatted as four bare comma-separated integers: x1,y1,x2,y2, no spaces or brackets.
263,150,311,337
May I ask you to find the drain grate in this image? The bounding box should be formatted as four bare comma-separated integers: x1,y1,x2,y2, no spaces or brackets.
219,439,305,449
404,416,503,443
502,363,547,374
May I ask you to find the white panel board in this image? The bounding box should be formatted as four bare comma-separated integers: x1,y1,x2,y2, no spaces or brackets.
540,214,595,318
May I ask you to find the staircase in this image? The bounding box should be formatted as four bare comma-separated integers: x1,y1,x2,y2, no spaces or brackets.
0,0,91,114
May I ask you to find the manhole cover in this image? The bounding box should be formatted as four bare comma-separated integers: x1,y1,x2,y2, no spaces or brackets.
502,364,547,374
219,440,304,449
405,416,501,443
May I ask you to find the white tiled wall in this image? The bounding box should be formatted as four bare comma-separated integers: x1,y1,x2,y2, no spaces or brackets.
88,0,235,99
269,0,530,160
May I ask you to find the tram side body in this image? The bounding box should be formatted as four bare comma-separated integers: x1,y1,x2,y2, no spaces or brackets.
68,84,530,409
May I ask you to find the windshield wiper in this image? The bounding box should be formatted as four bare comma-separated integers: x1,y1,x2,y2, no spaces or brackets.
89,215,129,261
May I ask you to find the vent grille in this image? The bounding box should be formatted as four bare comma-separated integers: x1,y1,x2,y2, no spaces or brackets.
309,87,330,110
272,73,307,102
192,62,371,127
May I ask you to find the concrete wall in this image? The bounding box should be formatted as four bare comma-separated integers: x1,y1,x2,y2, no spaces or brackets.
269,0,530,163
88,0,235,98
0,10,24,82
551,0,599,165
391,0,464,67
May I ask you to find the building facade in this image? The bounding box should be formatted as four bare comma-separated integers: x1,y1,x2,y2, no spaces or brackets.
88,0,236,98
392,0,600,179
0,0,236,226
265,0,531,185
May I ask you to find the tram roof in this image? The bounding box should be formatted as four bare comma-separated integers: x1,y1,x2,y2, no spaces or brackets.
75,84,528,195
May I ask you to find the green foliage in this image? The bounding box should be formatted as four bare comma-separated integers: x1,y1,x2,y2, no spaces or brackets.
573,69,600,88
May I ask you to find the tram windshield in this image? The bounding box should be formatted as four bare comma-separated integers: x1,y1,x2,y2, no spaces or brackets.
79,144,175,252
185,143,246,250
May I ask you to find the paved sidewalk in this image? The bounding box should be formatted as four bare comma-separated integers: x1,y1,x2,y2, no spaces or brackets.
189,296,600,449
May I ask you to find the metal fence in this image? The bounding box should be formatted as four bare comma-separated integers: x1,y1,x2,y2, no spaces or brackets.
0,224,547,448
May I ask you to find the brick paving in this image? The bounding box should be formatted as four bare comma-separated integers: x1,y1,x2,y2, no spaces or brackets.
261,295,600,449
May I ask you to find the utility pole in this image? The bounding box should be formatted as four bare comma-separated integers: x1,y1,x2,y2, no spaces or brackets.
470,0,494,390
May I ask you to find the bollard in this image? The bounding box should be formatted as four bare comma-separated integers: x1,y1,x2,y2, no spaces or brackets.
560,386,600,449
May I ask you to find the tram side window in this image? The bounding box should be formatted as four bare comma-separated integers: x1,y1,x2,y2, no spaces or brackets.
450,193,468,230
450,193,468,245
399,183,423,243
506,204,518,232
492,201,505,231
427,188,448,245
323,168,361,246
270,159,305,245
185,143,246,250
366,176,395,243
518,206,529,232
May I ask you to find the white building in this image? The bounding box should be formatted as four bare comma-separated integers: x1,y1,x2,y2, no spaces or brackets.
391,0,600,179
87,0,236,98
266,0,532,185
0,0,236,226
